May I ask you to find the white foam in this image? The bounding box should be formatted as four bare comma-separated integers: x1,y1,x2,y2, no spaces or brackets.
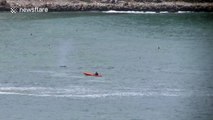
103,10,163,14
103,10,150,14
0,87,47,91
144,11,156,14
177,11,192,13
160,11,169,13
0,86,211,98
103,10,196,14
0,91,182,98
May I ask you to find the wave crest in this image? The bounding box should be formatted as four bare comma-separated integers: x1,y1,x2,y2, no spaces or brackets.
0,86,212,98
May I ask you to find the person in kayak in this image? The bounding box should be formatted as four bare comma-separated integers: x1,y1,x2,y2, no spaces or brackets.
95,72,99,76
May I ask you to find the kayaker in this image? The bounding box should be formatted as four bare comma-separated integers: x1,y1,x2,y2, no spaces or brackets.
95,72,99,76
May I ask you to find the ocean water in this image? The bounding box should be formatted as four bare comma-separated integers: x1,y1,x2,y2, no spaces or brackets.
0,12,213,120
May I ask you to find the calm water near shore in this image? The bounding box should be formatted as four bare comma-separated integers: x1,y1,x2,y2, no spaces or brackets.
0,12,213,120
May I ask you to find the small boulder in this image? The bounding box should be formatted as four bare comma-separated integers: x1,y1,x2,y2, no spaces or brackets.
0,0,7,6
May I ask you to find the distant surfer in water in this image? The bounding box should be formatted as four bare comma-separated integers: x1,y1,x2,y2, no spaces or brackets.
95,72,99,76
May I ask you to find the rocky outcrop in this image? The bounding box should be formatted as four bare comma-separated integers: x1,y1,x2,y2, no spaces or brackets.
0,0,213,12
43,2,213,12
0,0,10,10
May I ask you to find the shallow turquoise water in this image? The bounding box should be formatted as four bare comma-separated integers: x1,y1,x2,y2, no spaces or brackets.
0,12,213,120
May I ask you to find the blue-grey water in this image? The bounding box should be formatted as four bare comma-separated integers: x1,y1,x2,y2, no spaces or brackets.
0,12,213,120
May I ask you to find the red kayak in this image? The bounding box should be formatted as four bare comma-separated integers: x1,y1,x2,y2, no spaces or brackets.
83,72,102,77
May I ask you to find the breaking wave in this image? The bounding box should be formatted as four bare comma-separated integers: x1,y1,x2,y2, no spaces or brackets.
0,86,212,98
102,10,193,14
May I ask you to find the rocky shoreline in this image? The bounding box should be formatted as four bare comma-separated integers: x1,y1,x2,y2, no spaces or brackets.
0,0,213,12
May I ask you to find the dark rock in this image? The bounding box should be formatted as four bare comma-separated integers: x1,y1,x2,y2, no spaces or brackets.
0,0,10,11
0,0,213,12
0,0,7,6
123,2,128,6
101,0,109,3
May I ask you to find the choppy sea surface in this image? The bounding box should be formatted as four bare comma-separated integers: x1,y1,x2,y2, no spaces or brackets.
0,12,213,120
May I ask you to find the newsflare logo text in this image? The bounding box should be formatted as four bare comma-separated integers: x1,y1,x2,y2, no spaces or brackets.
10,7,48,13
